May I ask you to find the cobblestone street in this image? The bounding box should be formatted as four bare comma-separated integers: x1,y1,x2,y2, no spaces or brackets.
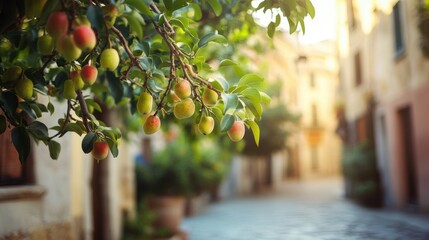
182,178,429,240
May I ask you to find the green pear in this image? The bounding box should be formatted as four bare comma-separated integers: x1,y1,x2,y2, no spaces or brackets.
3,66,23,83
38,35,55,55
15,75,33,100
198,115,215,135
63,79,76,99
173,98,195,119
202,88,218,106
100,48,120,71
174,79,191,99
137,92,153,115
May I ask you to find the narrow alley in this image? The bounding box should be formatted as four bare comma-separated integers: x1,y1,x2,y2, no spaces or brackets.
183,179,429,240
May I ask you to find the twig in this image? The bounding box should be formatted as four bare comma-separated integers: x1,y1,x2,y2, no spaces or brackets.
76,89,91,132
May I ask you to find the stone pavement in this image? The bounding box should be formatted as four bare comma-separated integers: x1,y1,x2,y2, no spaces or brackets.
182,178,429,240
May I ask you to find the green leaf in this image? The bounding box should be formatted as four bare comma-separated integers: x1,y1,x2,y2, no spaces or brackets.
238,74,264,88
221,93,239,114
47,102,55,115
242,88,261,105
220,114,235,132
86,5,105,31
64,123,85,136
219,59,237,68
164,0,174,11
267,22,276,38
82,132,97,154
125,0,154,19
306,0,316,18
247,120,260,147
48,140,61,160
12,126,30,164
106,71,124,103
30,103,42,118
211,77,229,91
28,121,49,140
189,3,202,21
260,92,272,105
106,138,119,158
198,32,228,48
0,115,6,134
125,11,145,40
207,0,222,16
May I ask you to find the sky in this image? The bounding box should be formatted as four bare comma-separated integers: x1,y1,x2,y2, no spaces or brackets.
252,0,337,44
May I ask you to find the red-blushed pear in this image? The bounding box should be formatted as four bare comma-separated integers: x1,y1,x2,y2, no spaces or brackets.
63,79,76,100
92,141,109,160
46,12,69,39
137,92,153,115
56,34,82,62
100,48,120,71
227,120,245,142
173,98,195,119
37,35,55,55
144,115,161,134
2,66,22,83
198,115,215,135
81,65,98,85
73,25,96,51
15,75,33,100
70,70,84,90
174,79,191,99
202,87,218,106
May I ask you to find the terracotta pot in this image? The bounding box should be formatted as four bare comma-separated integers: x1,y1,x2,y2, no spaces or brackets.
148,196,185,233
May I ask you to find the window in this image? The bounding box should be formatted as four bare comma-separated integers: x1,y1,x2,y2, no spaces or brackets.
311,104,318,127
393,1,405,56
0,117,34,186
348,0,357,29
354,52,362,86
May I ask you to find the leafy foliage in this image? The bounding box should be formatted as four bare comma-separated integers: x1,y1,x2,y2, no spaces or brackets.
0,0,314,162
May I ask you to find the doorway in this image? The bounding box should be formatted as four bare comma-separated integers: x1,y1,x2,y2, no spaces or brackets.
398,106,418,205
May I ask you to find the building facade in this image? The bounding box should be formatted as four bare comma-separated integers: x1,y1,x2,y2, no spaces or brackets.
337,0,429,212
0,99,136,239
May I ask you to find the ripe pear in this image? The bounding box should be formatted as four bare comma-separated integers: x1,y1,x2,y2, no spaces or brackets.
15,75,33,100
100,48,120,71
37,35,55,55
57,34,82,62
144,115,161,134
137,92,153,115
81,65,98,85
202,88,218,107
227,120,245,142
73,25,96,51
46,12,69,39
70,70,84,90
174,98,195,119
92,141,109,160
63,79,76,99
174,79,191,99
3,66,23,83
199,115,215,135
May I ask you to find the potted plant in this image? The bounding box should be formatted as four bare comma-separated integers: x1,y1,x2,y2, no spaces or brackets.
136,134,193,238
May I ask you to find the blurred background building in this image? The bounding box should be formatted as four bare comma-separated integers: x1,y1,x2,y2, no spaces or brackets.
337,0,429,212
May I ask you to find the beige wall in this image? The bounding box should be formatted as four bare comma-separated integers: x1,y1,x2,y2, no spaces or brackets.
0,98,137,239
338,0,429,211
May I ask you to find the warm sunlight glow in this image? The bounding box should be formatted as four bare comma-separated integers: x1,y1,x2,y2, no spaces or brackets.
252,0,337,44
